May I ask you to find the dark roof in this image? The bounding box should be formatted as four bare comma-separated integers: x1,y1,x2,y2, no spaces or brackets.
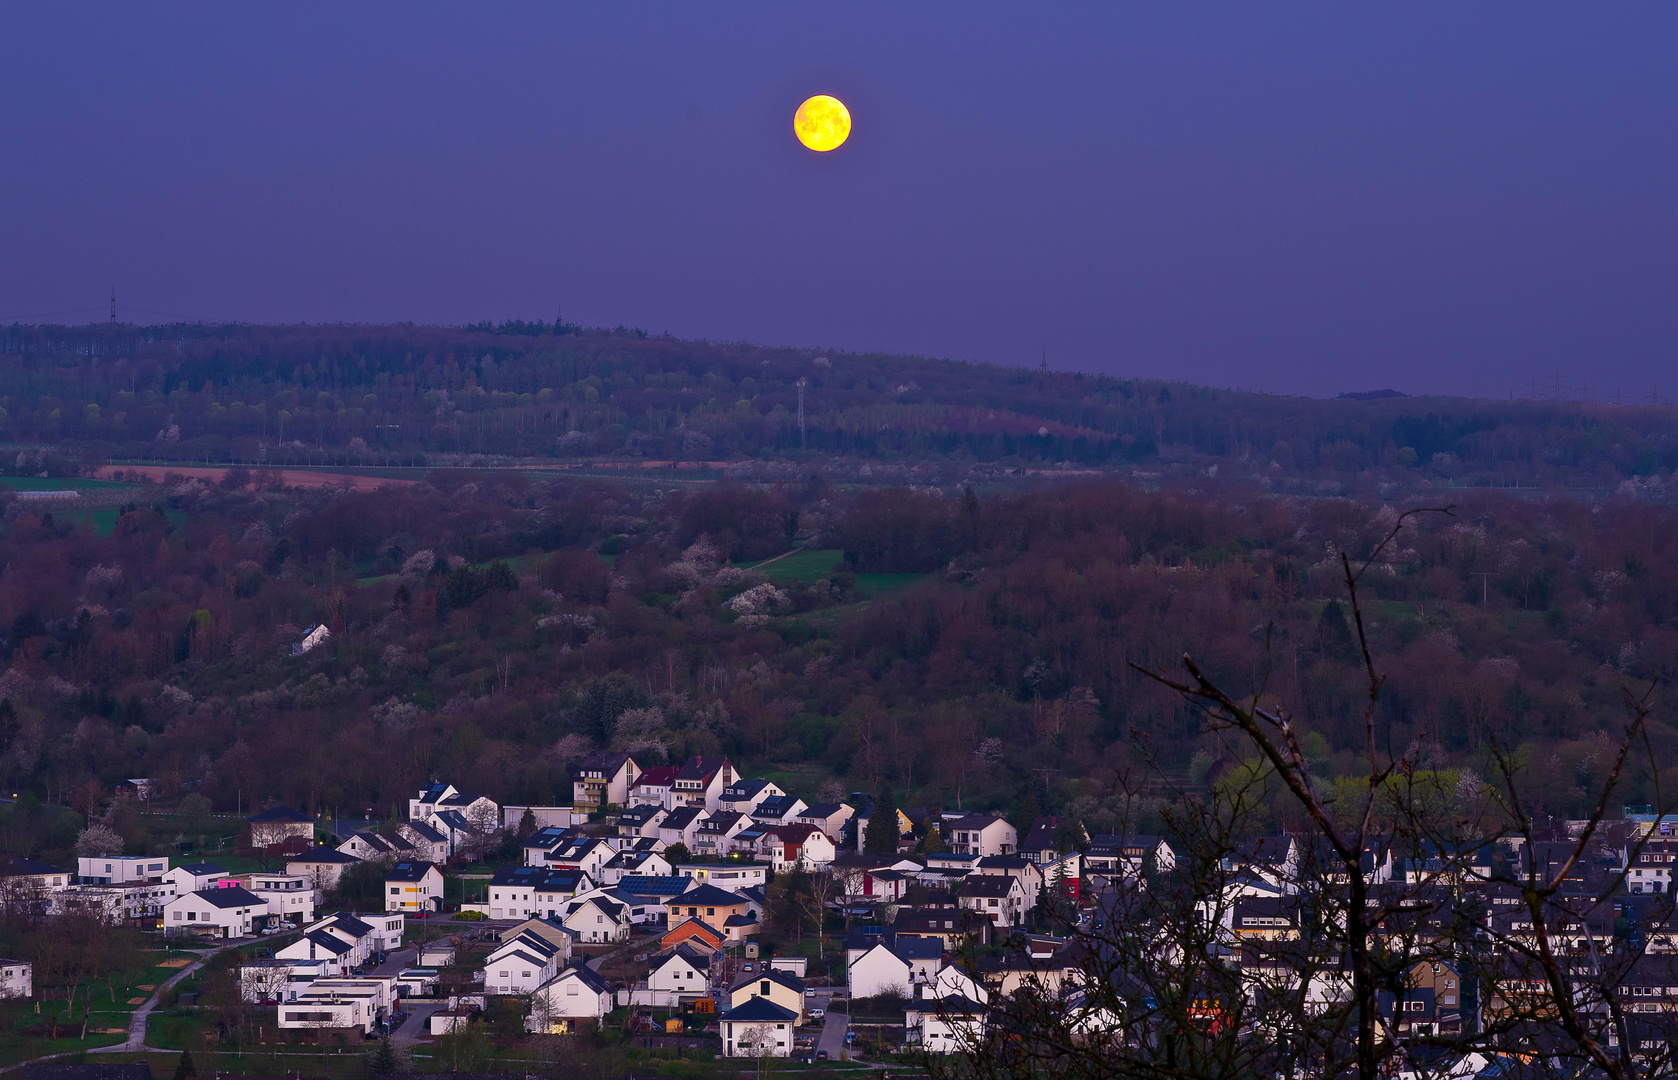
192,886,264,909
731,966,805,994
175,862,227,875
386,860,438,882
617,874,692,897
660,806,704,830
655,946,712,973
553,962,612,995
403,820,446,843
718,997,799,1024
671,883,749,908
976,855,1033,870
289,846,359,864
675,755,729,784
22,1065,153,1080
800,802,848,818
890,936,943,961
524,825,575,848
948,812,1008,832
248,804,312,824
720,779,772,800
752,794,801,819
1020,815,1062,853
0,856,66,877
302,931,352,955
957,876,1018,899
327,913,376,936
575,751,632,777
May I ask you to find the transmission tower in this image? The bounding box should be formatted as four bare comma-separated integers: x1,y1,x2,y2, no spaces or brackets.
797,377,807,451
109,287,115,322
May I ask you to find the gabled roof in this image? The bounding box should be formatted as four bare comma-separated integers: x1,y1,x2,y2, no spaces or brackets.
957,875,1019,899
191,886,264,909
289,846,360,865
765,824,826,845
416,782,452,803
948,812,1009,832
1020,815,1063,853
567,896,625,921
630,765,680,789
175,862,227,875
752,794,802,819
660,806,705,831
575,751,633,777
890,936,944,962
437,792,492,808
720,778,772,801
524,825,575,849
698,811,747,833
800,802,850,819
293,931,352,955
433,809,472,832
617,874,692,897
491,866,546,888
247,804,312,824
654,946,712,974
670,883,748,908
675,755,730,785
719,997,799,1023
386,860,438,882
731,966,805,994
662,919,725,945
976,854,1033,870
549,962,612,995
326,913,375,936
403,820,446,843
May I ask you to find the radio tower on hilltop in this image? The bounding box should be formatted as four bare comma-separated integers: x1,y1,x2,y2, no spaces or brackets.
109,287,115,322
797,377,807,451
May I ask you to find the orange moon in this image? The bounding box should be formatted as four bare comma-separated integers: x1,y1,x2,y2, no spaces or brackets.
794,95,851,152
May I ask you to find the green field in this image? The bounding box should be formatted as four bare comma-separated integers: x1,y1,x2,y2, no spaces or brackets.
743,548,844,583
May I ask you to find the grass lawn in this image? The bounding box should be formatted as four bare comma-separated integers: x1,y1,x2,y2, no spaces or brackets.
853,572,924,597
739,548,844,582
0,476,141,491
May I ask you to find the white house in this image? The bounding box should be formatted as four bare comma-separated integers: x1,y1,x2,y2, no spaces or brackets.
0,959,31,999
945,814,1017,858
795,802,855,837
78,855,166,885
762,826,837,872
279,977,393,1035
562,896,630,943
1083,834,1177,878
572,752,642,813
626,765,680,809
384,861,443,912
164,862,228,894
287,847,361,890
973,855,1045,911
501,805,584,830
247,805,316,851
278,912,405,967
245,873,317,925
597,849,673,885
908,994,988,1054
648,946,712,998
238,958,338,1001
655,806,709,849
165,886,266,938
956,874,1029,928
715,779,784,817
481,931,564,995
848,942,913,999
529,964,614,1033
670,755,738,811
749,795,808,828
719,996,799,1058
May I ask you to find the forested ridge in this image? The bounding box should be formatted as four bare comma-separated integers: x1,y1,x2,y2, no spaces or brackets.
0,459,1672,867
4,321,1678,490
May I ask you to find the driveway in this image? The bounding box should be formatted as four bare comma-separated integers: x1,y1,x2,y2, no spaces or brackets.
816,1008,849,1061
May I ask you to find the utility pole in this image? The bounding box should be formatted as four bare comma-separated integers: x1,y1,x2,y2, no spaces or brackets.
109,287,115,323
797,378,807,451
1474,572,1491,605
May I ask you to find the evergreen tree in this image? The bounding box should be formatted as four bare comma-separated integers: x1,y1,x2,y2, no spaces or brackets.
173,1051,196,1080
366,1037,399,1076
516,807,538,842
919,825,946,855
865,784,900,855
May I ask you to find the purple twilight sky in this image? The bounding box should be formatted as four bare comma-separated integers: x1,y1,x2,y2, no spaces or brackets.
2,4,1674,398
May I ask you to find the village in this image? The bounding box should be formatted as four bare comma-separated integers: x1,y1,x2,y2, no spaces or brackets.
4,754,1678,1074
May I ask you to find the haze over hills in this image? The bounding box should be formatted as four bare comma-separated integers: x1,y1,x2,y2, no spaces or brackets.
3,321,1677,495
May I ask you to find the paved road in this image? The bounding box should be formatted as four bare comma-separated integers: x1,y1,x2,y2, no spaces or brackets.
816,1009,849,1061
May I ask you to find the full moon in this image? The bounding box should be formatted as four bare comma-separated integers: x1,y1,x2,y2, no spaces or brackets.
794,95,851,152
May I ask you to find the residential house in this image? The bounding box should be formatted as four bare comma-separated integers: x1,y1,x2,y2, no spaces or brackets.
727,967,806,1019
718,997,799,1058
715,778,783,817
670,755,738,811
974,855,1045,911
762,825,837,872
164,887,266,938
1018,816,1084,865
77,856,166,886
945,814,1017,858
244,873,317,925
286,847,361,890
500,805,583,830
648,945,713,998
795,802,855,837
656,806,709,850
956,874,1028,928
892,905,993,949
522,826,579,866
488,866,595,920
661,919,725,955
615,806,667,838
277,912,404,968
278,977,393,1035
247,805,315,851
666,883,757,938
482,931,564,995
625,765,680,809
0,857,68,914
907,993,987,1054
597,848,673,885
384,861,443,913
163,862,230,895
59,878,176,922
562,896,630,943
749,794,807,828
848,937,942,998
0,959,31,999
529,964,614,1033
854,803,915,853
337,828,419,864
692,811,752,858
395,820,450,863
540,836,616,882
687,864,769,889
572,752,641,813
1084,834,1178,878
498,916,575,965
1628,839,1678,894
238,958,338,1001
1232,897,1301,943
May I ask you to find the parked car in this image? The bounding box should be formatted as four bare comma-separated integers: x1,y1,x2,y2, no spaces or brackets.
817,1050,828,1061
809,1008,825,1021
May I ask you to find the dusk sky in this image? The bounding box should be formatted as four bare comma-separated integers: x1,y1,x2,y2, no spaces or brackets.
3,5,1674,398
